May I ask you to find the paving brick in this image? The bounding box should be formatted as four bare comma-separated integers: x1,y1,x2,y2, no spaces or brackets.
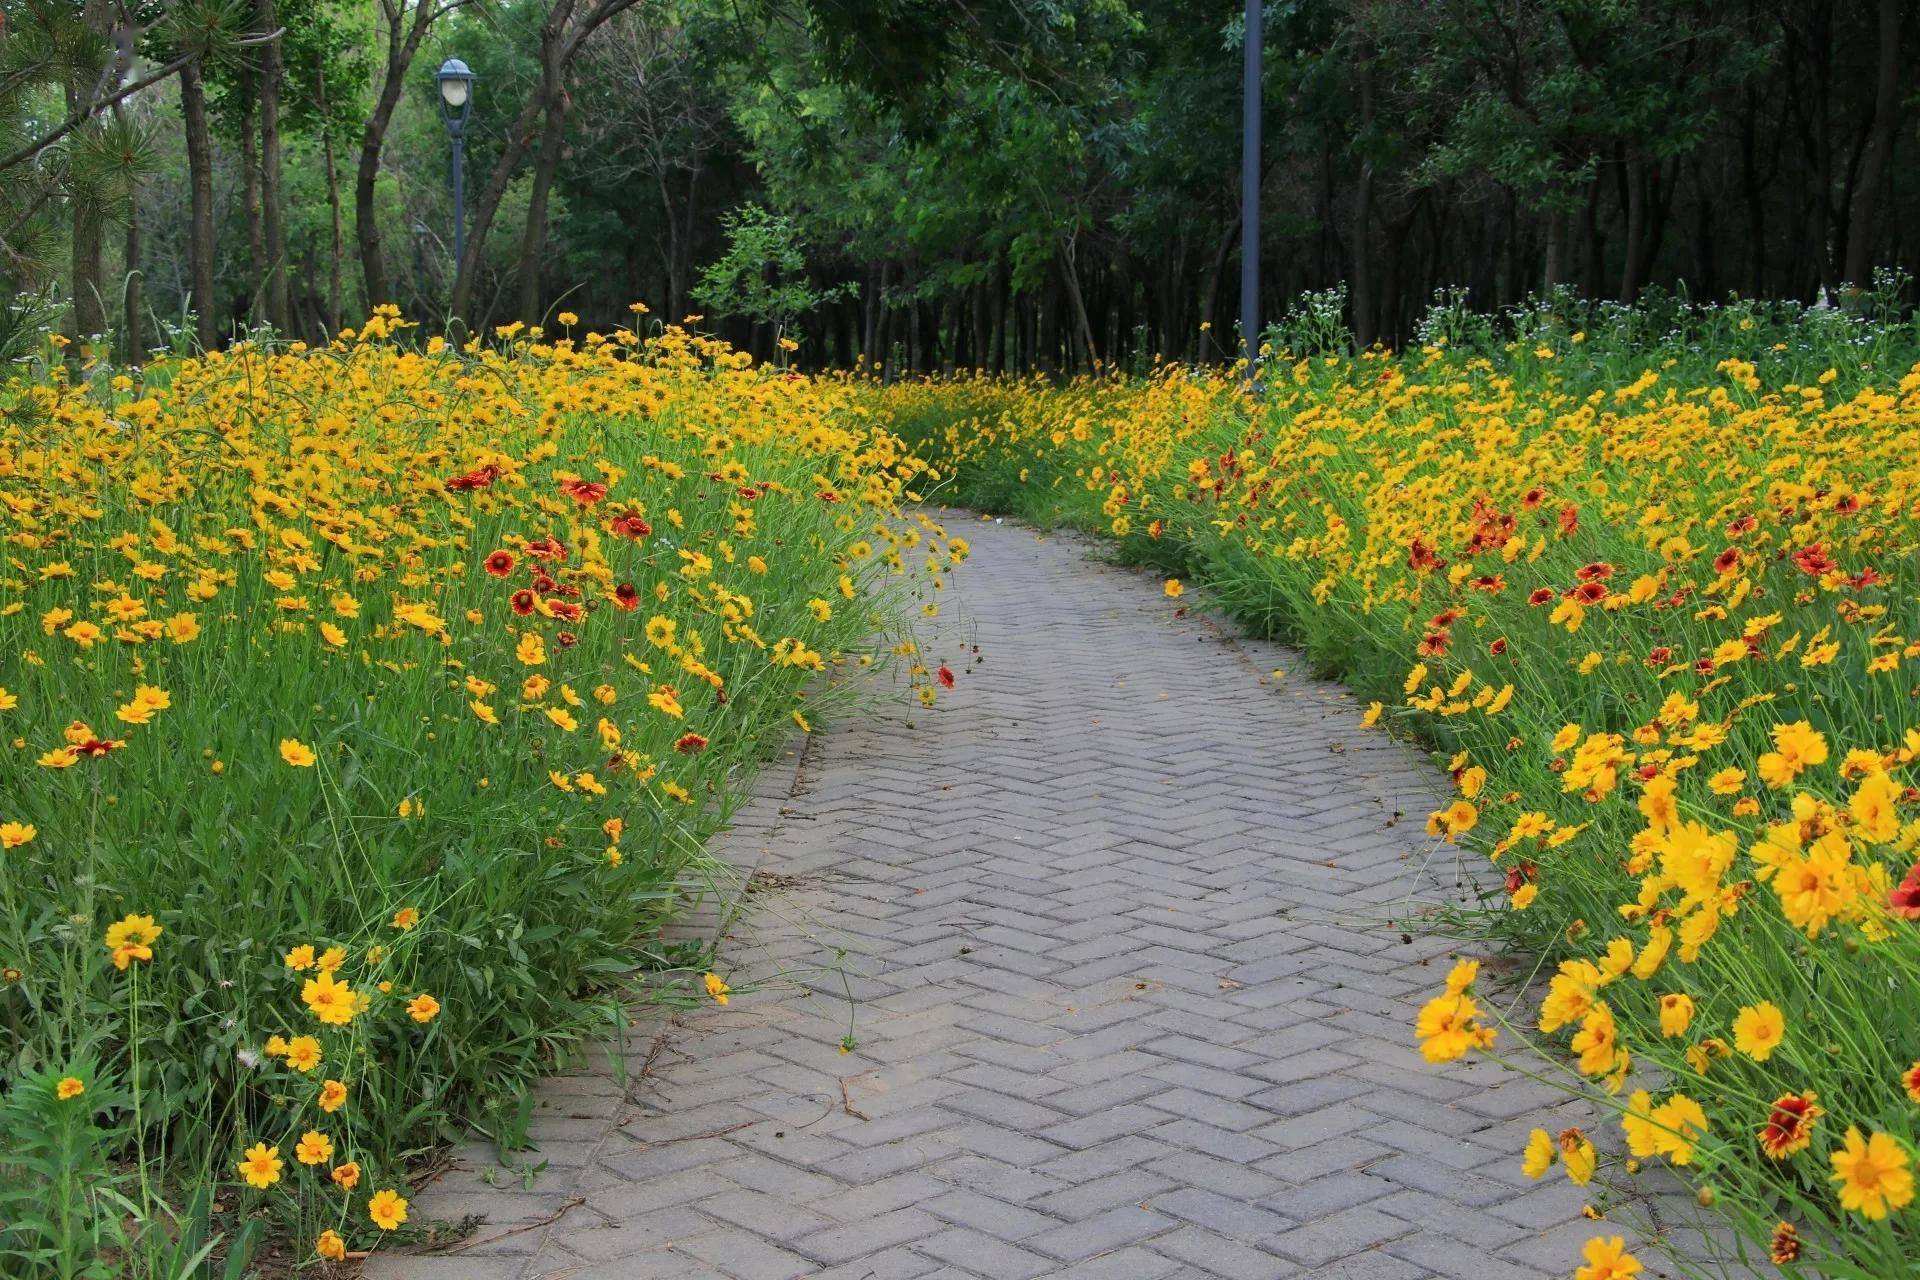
1026,1204,1178,1261
371,518,1740,1280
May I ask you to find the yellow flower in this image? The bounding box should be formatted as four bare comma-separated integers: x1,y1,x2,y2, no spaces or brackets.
236,1141,283,1189
1560,1129,1598,1185
1657,993,1693,1038
368,1188,410,1231
1,822,37,848
302,971,358,1026
392,907,419,930
1522,1127,1555,1178
1163,578,1183,598
284,1035,323,1072
318,1078,349,1113
279,738,318,768
295,1129,334,1165
407,992,441,1022
1831,1127,1915,1220
1574,1236,1641,1280
1443,959,1479,994
315,1230,347,1262
1732,1001,1785,1062
1850,769,1902,842
1416,991,1492,1062
704,972,731,1005
104,913,161,969
55,1076,84,1100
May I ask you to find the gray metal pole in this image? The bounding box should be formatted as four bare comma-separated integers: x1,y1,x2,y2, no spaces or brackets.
450,130,466,269
1240,0,1261,376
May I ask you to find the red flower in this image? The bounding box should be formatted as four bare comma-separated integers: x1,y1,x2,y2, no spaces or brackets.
75,737,125,758
1725,513,1757,537
1834,494,1862,515
1712,547,1739,573
1792,544,1836,576
1557,504,1579,536
1489,638,1508,657
484,550,516,578
510,590,537,617
1902,1062,1920,1103
937,665,955,689
1647,646,1673,665
548,600,584,623
1407,537,1441,573
1574,562,1613,581
674,733,709,754
1521,487,1546,510
560,478,608,507
445,464,501,492
1527,587,1555,607
608,514,652,540
525,536,567,562
1571,581,1609,605
1758,1092,1822,1160
1848,567,1884,590
1888,861,1920,919
556,631,578,648
612,583,639,612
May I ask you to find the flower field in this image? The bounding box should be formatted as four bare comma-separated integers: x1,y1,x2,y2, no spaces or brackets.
886,305,1920,1277
0,316,956,1271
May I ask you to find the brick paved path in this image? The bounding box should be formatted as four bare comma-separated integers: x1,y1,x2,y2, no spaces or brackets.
367,516,1731,1280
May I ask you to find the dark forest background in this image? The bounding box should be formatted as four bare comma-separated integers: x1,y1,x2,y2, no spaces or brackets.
2,0,1915,370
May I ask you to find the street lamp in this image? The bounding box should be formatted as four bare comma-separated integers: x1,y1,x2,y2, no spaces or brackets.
1240,0,1261,385
435,58,475,268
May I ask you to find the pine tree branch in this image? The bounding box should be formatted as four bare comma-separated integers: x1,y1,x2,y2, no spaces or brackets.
0,28,279,175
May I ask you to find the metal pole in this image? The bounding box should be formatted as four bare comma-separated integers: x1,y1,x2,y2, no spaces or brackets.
1240,0,1262,380
450,128,466,269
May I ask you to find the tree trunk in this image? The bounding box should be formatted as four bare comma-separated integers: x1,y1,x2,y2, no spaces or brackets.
257,0,289,333
70,202,106,347
357,0,441,311
451,86,547,324
317,56,345,334
989,261,1007,373
1542,207,1566,291
181,62,217,350
515,35,570,323
1620,155,1647,300
120,167,142,360
1843,0,1900,288
1060,249,1098,373
240,94,264,324
1199,209,1240,361
456,0,639,325
970,280,989,373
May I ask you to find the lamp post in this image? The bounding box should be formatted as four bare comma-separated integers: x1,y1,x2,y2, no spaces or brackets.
1240,0,1261,384
435,58,475,269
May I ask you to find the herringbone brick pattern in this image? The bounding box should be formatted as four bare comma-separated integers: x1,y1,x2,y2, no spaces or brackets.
367,516,1752,1280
